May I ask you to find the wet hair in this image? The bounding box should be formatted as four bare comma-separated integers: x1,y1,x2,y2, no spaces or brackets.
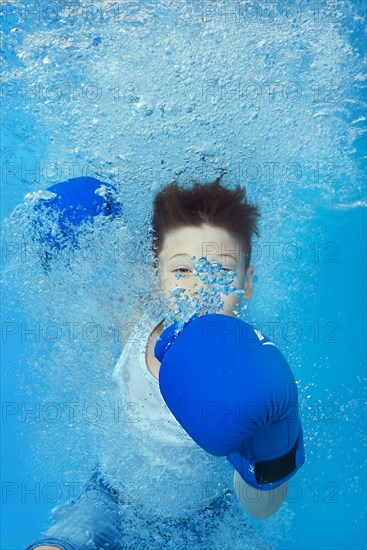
152,174,261,272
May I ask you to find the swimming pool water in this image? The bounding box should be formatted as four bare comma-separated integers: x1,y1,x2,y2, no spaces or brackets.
1,1,366,548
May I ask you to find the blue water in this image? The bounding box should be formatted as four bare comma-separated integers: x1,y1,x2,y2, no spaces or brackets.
1,1,366,549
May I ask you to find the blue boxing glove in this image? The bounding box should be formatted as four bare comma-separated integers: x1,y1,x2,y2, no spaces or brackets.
154,313,305,491
25,176,122,271
29,176,122,251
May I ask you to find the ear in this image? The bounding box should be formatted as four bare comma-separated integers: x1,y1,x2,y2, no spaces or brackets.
244,265,255,299
150,268,163,296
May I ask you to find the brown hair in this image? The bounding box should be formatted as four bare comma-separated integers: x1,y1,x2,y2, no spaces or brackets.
152,174,261,272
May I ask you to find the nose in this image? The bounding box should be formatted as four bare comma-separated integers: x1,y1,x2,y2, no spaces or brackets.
190,280,209,298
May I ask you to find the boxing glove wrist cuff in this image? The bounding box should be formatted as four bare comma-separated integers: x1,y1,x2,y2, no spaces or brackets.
227,425,305,491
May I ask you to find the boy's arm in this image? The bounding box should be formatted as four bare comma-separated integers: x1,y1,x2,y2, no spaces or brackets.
233,469,288,519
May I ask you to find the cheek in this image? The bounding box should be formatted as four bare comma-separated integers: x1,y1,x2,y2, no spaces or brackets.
234,271,246,289
222,294,236,305
160,273,186,293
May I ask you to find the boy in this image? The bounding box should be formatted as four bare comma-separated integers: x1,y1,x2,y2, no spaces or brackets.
27,175,303,550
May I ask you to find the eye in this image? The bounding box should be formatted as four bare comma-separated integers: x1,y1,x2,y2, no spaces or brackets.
173,268,191,273
210,262,232,272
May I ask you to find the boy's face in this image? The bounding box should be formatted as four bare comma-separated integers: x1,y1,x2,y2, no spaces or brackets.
156,223,254,319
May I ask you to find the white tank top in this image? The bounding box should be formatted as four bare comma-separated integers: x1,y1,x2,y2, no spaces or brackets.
100,307,233,520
